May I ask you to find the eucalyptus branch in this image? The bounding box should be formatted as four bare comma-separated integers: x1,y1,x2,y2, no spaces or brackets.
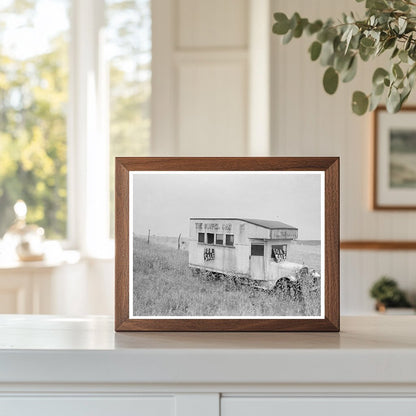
272,0,416,115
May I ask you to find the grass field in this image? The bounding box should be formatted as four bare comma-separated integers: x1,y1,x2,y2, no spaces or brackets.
133,236,321,317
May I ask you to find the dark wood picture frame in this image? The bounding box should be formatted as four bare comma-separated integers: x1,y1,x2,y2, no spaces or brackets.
373,106,416,210
115,157,340,332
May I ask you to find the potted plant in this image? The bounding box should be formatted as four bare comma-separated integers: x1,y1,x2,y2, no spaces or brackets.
272,0,416,115
369,276,413,313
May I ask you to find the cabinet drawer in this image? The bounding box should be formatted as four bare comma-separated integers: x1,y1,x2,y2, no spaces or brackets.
0,396,175,416
221,397,416,416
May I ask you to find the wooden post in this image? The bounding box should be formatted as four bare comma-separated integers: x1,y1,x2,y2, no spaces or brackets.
147,229,150,244
177,233,181,250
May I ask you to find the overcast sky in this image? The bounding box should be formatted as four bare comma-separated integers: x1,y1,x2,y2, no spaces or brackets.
132,172,323,240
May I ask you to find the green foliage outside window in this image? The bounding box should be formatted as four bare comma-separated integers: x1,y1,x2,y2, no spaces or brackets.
0,1,69,238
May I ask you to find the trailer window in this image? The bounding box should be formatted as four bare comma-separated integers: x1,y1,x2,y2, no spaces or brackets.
198,232,205,243
225,234,234,246
207,233,215,244
216,234,224,245
271,244,287,262
251,244,264,256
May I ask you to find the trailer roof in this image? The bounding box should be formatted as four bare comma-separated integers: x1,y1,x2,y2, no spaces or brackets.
190,218,298,230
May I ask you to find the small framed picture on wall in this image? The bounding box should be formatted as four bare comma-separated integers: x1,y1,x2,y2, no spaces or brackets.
374,106,416,209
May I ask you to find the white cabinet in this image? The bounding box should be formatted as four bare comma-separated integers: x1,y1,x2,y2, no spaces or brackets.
222,398,416,416
1,397,175,416
0,316,415,416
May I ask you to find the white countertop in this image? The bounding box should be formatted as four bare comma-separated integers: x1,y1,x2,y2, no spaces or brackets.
0,315,415,386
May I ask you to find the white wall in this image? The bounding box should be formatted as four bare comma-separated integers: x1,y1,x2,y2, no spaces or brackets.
45,0,416,317
271,0,416,313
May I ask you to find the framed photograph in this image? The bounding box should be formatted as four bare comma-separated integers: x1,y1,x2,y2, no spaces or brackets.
115,157,339,332
374,106,416,209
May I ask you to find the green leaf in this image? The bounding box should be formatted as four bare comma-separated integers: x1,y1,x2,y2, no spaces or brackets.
366,0,388,10
323,67,339,94
320,40,335,66
386,87,401,113
360,37,375,48
374,82,385,96
307,20,323,35
399,49,408,63
393,63,404,79
383,37,396,50
282,29,293,44
273,13,290,35
342,56,357,83
391,47,399,59
369,92,383,111
309,41,322,61
352,91,369,115
293,18,308,38
359,45,374,62
398,17,407,34
372,68,389,86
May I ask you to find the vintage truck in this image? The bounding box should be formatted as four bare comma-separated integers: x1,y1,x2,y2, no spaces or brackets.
188,217,320,295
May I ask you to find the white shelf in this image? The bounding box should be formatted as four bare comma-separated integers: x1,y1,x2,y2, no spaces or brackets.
0,315,415,387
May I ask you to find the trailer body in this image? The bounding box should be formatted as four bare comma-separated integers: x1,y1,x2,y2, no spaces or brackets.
189,218,302,288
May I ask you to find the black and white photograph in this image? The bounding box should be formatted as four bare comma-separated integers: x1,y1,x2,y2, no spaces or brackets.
129,171,324,318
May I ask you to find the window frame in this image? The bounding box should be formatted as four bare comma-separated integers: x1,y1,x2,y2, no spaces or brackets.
225,234,234,246
215,233,224,245
251,244,264,256
198,232,205,243
206,233,215,245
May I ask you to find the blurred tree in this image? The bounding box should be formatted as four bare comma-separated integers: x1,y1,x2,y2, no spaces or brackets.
0,0,69,238
0,0,151,239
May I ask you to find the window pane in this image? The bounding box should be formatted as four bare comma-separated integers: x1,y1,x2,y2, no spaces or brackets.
215,234,223,245
226,234,234,246
106,0,151,237
207,233,214,244
0,0,70,239
272,244,287,262
198,232,204,243
251,244,264,256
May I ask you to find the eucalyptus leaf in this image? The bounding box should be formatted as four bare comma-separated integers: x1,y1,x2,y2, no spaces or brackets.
398,17,407,34
366,0,388,11
352,91,369,115
282,29,293,44
399,49,408,63
342,56,358,82
309,41,322,61
307,20,323,35
372,67,389,85
391,47,399,59
393,63,404,79
386,87,401,112
320,40,335,66
369,92,383,111
323,67,339,94
373,82,385,96
273,13,290,34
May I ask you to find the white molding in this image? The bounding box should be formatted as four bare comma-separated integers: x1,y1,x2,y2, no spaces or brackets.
70,0,108,255
175,394,219,416
248,0,271,156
